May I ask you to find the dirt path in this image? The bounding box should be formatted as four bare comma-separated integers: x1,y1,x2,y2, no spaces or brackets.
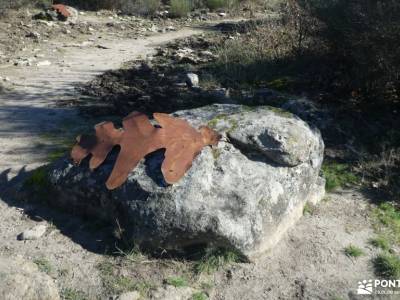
0,27,206,178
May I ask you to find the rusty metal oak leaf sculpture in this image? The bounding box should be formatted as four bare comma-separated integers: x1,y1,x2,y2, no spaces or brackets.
71,112,221,190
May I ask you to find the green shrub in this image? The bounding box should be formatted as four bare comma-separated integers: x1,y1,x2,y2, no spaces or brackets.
165,276,188,288
369,236,390,251
170,0,193,17
321,162,359,192
344,245,364,258
194,248,242,274
374,203,400,228
372,202,400,245
373,253,400,279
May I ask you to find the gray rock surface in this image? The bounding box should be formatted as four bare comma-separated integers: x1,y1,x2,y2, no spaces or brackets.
0,255,60,300
226,108,319,166
49,104,325,260
185,73,199,87
18,224,47,240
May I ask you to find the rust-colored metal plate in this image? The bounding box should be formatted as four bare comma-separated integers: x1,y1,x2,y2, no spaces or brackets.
153,113,220,184
71,111,221,190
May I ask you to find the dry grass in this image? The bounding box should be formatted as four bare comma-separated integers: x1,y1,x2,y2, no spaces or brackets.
170,0,193,17
0,0,51,12
210,17,314,87
119,0,160,15
359,147,400,198
205,0,240,10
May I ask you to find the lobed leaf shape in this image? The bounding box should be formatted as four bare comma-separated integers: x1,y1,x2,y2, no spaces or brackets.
71,111,221,189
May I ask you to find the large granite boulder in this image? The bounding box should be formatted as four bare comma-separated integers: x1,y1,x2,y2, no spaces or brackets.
49,104,325,260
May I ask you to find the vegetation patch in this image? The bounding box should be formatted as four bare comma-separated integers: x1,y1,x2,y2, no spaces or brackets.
372,202,400,246
207,114,238,133
23,166,55,202
344,245,364,258
194,247,242,274
207,114,229,129
303,202,315,216
192,291,208,300
114,244,147,263
24,167,51,189
170,0,192,17
267,77,296,92
370,202,400,280
165,276,188,288
205,0,238,10
39,132,75,163
266,106,293,118
97,260,153,297
97,261,135,295
373,253,400,279
61,288,87,300
369,236,391,251
33,258,53,274
321,162,359,192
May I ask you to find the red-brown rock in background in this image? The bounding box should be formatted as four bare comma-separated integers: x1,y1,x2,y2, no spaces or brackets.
52,4,71,18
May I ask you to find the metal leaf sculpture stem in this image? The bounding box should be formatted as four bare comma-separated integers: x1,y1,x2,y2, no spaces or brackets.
71,112,221,190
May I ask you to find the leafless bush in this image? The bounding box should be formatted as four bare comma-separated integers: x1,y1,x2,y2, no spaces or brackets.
359,147,400,199
211,9,318,85
296,0,400,103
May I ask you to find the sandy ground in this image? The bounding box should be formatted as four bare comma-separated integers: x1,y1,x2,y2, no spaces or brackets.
212,190,382,300
0,24,203,177
0,13,392,300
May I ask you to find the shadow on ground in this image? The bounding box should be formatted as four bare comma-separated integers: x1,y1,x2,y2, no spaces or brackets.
0,167,118,255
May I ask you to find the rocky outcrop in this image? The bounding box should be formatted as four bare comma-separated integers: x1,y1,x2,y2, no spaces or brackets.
0,256,60,300
17,224,47,240
49,104,325,260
